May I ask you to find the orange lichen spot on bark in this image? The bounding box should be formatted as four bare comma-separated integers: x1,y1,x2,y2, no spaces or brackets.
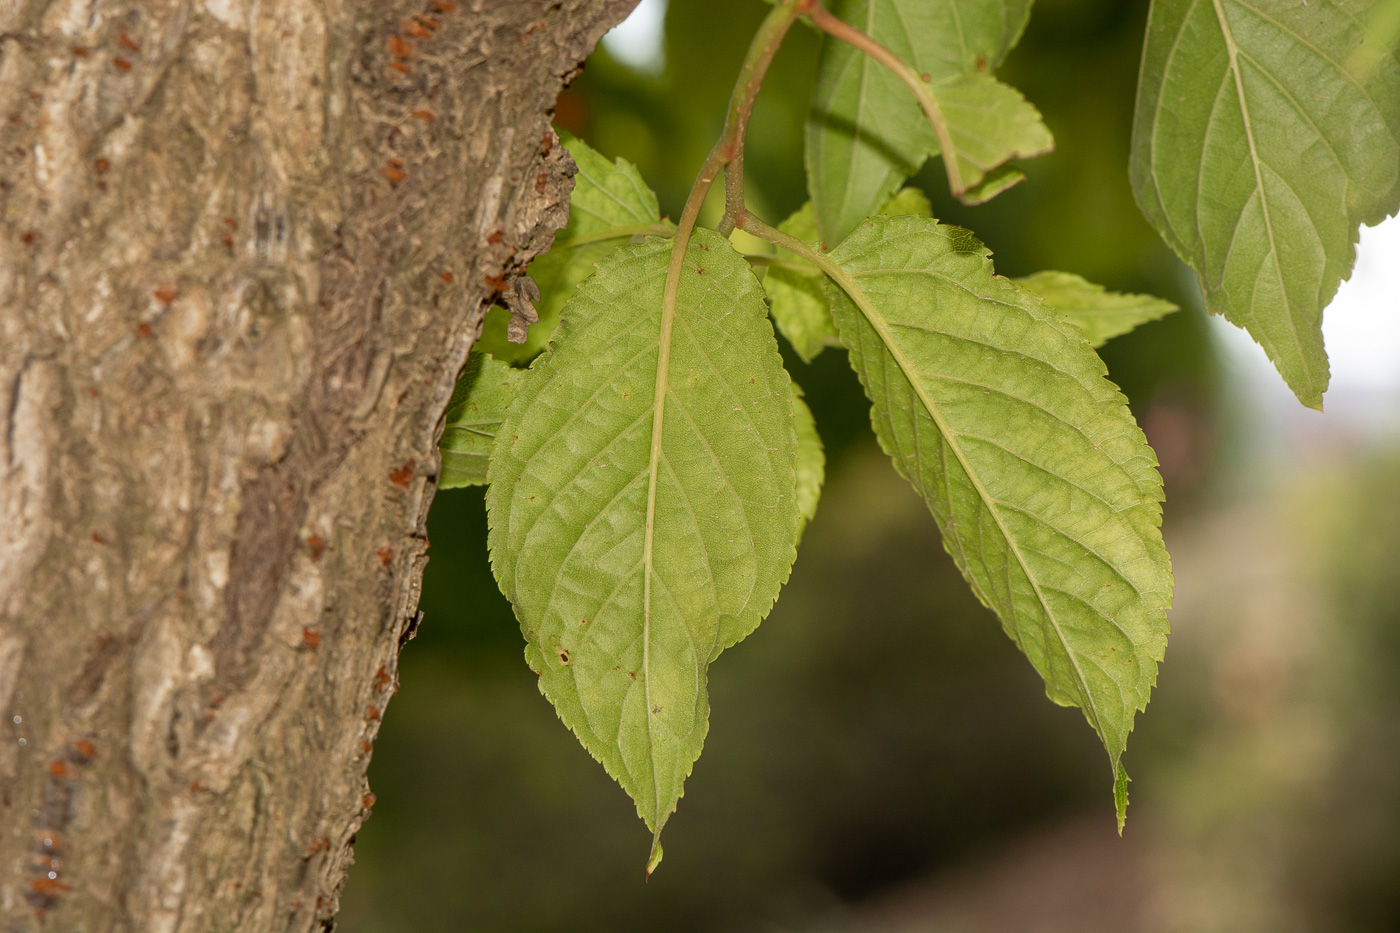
373,666,392,692
306,837,331,856
360,740,373,754
153,284,178,304
410,108,435,120
388,36,414,58
419,15,441,30
305,534,326,559
72,740,97,760
301,627,321,650
90,530,108,545
21,231,37,245
47,761,68,778
118,33,140,53
30,878,72,895
439,270,455,283
135,322,153,339
72,46,89,57
366,706,380,722
112,56,132,72
431,0,456,12
362,793,377,809
388,460,416,488
94,157,110,174
403,19,430,39
486,229,504,244
381,162,407,183
483,273,507,291
189,780,208,793
535,171,549,193
376,546,393,567
387,60,411,75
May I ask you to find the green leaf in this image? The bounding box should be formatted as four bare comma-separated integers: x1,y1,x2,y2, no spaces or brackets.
806,0,1050,242
1014,271,1180,347
477,134,671,363
822,215,1172,825
766,188,933,362
487,229,800,864
1131,0,1400,409
439,354,522,488
791,382,825,538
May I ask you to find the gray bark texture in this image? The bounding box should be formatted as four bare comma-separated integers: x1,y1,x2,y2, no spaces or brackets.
0,0,635,929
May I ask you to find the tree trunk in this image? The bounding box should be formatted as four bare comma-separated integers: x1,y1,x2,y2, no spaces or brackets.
0,1,634,929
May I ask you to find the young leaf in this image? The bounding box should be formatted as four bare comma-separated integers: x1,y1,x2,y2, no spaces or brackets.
791,383,825,538
487,230,800,864
822,215,1172,826
477,135,672,362
766,188,932,362
806,0,1049,242
1131,0,1400,409
1015,271,1180,347
439,354,522,488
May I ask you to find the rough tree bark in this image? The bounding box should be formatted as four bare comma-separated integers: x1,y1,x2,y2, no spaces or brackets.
0,1,635,929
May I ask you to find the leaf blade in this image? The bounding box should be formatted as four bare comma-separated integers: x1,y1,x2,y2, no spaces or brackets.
823,216,1172,821
486,230,799,854
477,135,669,363
1014,271,1180,347
439,354,522,488
1131,0,1400,408
806,0,1048,242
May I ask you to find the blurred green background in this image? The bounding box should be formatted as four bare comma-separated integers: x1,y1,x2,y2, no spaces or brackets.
339,1,1400,930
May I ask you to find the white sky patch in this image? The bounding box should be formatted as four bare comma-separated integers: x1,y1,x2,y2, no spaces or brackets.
601,0,669,75
1321,215,1400,395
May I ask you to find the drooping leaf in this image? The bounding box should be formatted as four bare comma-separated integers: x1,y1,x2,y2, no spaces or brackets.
822,215,1172,826
1015,271,1180,347
477,134,672,362
1131,0,1400,409
791,382,825,538
439,354,522,488
806,0,1050,242
766,188,932,362
486,230,800,865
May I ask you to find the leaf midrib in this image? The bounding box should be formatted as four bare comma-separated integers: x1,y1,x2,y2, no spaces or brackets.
825,255,1108,743
1208,0,1310,368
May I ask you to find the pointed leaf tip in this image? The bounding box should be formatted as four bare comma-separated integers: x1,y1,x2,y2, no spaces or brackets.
1114,763,1130,835
646,840,664,879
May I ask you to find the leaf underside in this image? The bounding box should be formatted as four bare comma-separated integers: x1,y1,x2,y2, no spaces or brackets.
806,0,1049,243
766,188,932,362
487,230,800,856
1131,0,1400,409
1014,271,1180,347
440,354,522,488
477,135,668,363
825,215,1173,826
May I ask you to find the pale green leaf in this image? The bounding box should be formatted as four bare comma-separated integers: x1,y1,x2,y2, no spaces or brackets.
1015,271,1180,347
439,354,522,488
1131,0,1400,409
823,215,1172,825
791,382,825,538
806,0,1049,242
486,230,800,861
766,188,933,362
477,135,671,363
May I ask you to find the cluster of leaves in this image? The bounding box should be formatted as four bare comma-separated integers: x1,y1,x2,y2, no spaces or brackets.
443,0,1400,870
